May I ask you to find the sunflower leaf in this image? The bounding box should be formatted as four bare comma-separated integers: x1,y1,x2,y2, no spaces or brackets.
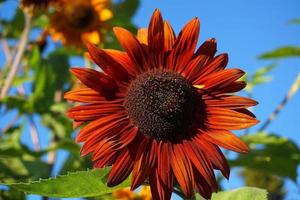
289,18,300,24
231,132,300,180
0,168,131,198
195,187,268,200
259,46,300,59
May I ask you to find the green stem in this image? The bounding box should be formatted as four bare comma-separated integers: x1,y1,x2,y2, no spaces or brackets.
0,12,32,98
258,72,300,131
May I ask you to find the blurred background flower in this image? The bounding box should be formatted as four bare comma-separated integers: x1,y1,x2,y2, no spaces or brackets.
49,0,113,48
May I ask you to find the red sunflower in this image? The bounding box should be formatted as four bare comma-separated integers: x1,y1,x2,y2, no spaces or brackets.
65,9,258,200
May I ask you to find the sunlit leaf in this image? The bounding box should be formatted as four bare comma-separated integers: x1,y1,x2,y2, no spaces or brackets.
0,96,31,113
0,156,51,182
242,64,276,92
195,187,267,200
231,132,300,180
0,187,26,200
41,112,73,138
1,168,131,198
289,18,300,24
0,9,24,38
259,46,300,59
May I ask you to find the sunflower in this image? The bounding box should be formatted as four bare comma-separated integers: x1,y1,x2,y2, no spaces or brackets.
113,186,152,200
48,0,112,48
65,9,259,200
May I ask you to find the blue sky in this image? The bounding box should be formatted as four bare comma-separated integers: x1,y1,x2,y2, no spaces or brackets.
1,0,300,199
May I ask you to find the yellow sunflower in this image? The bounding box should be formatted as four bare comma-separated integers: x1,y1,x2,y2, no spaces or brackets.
49,0,113,48
113,186,152,200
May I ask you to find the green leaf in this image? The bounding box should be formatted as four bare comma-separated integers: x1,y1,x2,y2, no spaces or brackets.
231,132,300,180
289,18,300,24
12,74,33,87
0,9,24,38
0,96,30,113
32,14,49,28
243,64,276,92
0,156,51,182
195,187,268,200
2,168,131,198
259,46,300,59
41,112,73,138
0,187,26,200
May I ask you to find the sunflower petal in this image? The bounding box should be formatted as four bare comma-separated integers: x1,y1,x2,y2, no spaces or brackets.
206,108,259,130
107,147,137,186
64,87,105,103
205,95,258,109
150,142,173,200
87,43,130,82
183,140,218,191
198,68,245,91
70,68,118,97
137,28,148,45
113,27,148,71
131,139,157,190
201,129,249,153
193,53,228,83
170,143,195,198
163,21,175,51
67,102,123,121
195,137,230,179
168,18,200,72
76,113,126,143
196,38,217,58
148,9,164,53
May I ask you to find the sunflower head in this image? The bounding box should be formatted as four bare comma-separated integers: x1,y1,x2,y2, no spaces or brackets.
65,9,258,200
49,0,113,48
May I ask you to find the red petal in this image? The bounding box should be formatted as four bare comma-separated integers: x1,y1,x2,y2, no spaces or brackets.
67,101,123,121
193,53,228,83
204,95,258,109
87,43,130,82
170,143,195,198
114,27,148,72
93,150,118,168
64,87,105,103
76,112,126,143
198,68,245,91
163,21,175,51
101,49,138,77
168,18,200,72
70,68,118,97
196,38,217,58
182,140,218,191
79,117,128,156
137,28,148,45
194,169,213,199
148,9,164,53
206,108,259,130
194,138,230,179
150,142,173,200
200,129,249,153
148,9,165,68
181,54,210,81
131,139,157,190
107,145,137,186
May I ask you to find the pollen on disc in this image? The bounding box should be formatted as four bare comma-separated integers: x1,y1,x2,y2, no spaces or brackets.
125,70,198,141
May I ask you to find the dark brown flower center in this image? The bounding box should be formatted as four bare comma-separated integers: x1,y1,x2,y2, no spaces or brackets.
65,5,94,29
125,70,197,141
